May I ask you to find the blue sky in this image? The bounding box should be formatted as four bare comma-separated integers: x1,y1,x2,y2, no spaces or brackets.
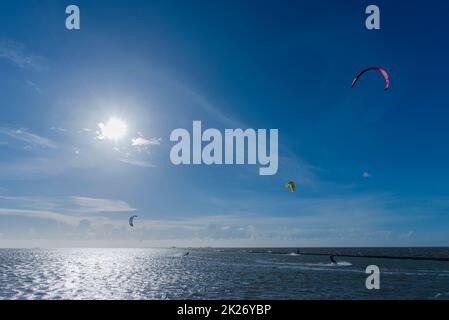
0,0,448,247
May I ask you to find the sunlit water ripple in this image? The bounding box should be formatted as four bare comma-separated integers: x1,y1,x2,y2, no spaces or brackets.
0,248,448,299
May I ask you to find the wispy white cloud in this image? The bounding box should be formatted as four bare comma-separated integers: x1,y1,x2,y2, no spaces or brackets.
118,158,155,168
180,86,243,128
50,126,67,133
0,39,46,70
0,195,136,214
131,136,161,147
0,208,80,225
98,132,160,167
26,80,42,94
0,128,56,148
363,172,372,178
69,196,136,213
0,193,445,247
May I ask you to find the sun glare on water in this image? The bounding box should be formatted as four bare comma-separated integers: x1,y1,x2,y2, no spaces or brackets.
98,117,127,141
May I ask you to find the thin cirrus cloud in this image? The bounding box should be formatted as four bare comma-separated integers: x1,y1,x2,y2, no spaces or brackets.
0,208,81,226
0,195,136,229
0,127,56,148
0,195,136,214
0,39,46,71
118,157,155,168
0,193,442,247
68,196,136,213
111,143,157,168
26,80,42,94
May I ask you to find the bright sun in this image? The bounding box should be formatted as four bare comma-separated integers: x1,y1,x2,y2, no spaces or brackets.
98,117,127,141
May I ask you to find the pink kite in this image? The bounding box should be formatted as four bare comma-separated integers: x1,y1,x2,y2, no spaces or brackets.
351,67,390,91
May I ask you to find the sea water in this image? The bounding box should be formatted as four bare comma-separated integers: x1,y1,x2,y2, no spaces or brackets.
0,248,448,300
